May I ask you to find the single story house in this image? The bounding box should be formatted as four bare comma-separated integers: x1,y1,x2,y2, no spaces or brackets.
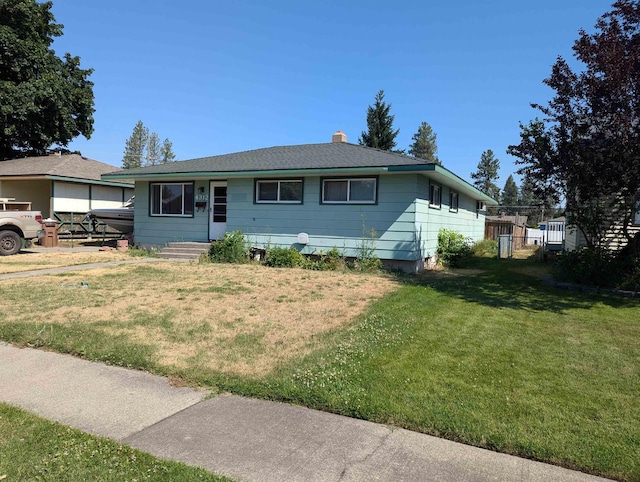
102,132,497,272
0,153,134,233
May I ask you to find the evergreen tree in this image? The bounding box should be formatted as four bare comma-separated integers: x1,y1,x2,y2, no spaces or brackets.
518,174,540,224
160,138,176,163
470,149,500,201
358,90,400,151
408,121,441,165
500,174,519,214
0,0,95,160
122,121,148,169
146,132,161,165
122,122,176,168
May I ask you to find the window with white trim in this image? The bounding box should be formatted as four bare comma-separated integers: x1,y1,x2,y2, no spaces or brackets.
449,191,459,212
429,184,441,208
151,182,194,216
322,178,377,204
255,180,303,203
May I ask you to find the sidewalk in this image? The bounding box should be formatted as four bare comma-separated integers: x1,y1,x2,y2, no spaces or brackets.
0,343,609,482
0,245,172,280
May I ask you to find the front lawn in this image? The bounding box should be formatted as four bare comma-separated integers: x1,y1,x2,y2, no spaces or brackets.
0,259,637,481
0,403,229,481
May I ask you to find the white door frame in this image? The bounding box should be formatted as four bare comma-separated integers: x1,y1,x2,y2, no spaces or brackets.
209,181,227,240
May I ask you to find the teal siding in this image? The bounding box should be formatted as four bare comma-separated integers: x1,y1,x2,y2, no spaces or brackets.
228,175,421,261
415,184,486,259
133,180,210,245
133,174,487,263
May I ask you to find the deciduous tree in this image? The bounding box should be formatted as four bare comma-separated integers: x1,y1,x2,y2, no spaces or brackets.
507,1,640,251
0,0,95,160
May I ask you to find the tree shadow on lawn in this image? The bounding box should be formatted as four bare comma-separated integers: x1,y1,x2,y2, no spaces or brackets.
406,266,638,313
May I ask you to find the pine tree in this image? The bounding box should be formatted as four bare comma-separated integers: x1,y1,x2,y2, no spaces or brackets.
470,149,500,201
500,174,519,214
358,90,400,151
408,121,441,165
122,121,148,169
160,138,176,163
146,132,161,165
122,122,176,168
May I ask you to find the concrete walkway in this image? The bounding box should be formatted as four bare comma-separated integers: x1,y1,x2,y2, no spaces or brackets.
0,343,609,482
0,245,183,280
0,256,166,280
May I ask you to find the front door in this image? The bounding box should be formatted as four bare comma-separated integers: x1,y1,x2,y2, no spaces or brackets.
209,181,227,240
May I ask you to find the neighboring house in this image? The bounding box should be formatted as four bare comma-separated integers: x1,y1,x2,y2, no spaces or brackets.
565,216,640,252
0,153,134,233
539,217,566,251
102,132,497,272
485,213,528,250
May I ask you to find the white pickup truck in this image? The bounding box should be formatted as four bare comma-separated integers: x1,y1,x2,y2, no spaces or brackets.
0,198,45,255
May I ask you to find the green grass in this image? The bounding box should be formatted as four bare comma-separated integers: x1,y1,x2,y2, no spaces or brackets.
0,403,229,481
227,262,640,481
0,258,638,480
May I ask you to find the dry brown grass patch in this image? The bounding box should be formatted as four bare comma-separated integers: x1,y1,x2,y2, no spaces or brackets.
1,262,398,377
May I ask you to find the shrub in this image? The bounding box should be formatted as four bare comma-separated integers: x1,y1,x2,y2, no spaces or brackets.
318,247,345,271
553,247,615,287
128,245,157,257
265,246,304,268
437,229,472,268
208,231,250,263
352,227,382,272
554,247,640,290
471,239,498,258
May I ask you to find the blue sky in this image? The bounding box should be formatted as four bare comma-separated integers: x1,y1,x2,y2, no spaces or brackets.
50,0,612,188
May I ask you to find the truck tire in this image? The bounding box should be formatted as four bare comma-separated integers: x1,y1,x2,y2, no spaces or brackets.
0,230,22,256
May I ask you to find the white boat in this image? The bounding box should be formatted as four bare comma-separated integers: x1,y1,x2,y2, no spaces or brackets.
88,197,134,234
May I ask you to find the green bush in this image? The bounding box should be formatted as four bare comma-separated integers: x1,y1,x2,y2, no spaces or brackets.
208,231,250,263
265,246,304,268
554,247,640,290
553,247,616,287
471,238,498,258
128,245,157,257
437,229,472,267
318,247,345,271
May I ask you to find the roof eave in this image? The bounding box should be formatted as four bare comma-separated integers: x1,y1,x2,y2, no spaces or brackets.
388,164,498,205
102,166,393,181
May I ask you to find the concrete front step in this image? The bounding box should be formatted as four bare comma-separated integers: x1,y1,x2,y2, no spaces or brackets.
157,242,211,260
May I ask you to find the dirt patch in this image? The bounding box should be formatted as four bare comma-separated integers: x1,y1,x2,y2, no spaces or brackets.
0,262,398,377
419,267,486,279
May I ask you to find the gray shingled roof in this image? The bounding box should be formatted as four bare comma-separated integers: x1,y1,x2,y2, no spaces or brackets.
0,154,130,182
104,143,432,177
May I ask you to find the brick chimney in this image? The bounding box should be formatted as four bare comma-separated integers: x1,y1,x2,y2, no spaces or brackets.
332,130,347,143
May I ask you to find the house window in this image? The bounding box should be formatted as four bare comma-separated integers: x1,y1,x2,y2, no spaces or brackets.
151,182,194,216
322,178,377,204
430,184,441,208
449,191,459,212
255,180,303,203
